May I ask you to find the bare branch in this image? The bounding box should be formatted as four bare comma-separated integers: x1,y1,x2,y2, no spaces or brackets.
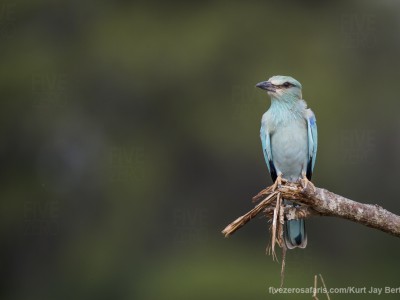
222,182,400,238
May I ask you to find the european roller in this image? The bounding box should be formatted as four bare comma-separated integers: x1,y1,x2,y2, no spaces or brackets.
256,75,317,249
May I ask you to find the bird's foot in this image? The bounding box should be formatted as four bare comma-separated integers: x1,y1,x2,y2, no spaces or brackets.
300,174,316,192
271,174,285,192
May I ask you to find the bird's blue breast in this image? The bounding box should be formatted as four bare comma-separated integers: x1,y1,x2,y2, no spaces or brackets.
270,119,308,182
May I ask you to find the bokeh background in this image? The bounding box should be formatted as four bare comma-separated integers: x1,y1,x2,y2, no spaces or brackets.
1,1,400,299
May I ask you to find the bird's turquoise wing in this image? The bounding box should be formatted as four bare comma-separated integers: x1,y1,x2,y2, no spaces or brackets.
306,109,318,179
260,122,277,181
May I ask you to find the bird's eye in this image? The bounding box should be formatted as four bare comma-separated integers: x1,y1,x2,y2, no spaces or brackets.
283,82,291,88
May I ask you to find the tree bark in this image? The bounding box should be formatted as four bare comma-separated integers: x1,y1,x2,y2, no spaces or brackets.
222,182,400,238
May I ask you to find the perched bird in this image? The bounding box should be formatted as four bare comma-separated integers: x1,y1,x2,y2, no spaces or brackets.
256,75,317,249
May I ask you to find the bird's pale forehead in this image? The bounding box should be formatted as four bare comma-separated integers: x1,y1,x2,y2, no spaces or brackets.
268,75,302,88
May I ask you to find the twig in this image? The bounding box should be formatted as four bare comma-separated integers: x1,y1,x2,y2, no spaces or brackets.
278,198,286,286
312,274,330,300
319,274,330,300
313,275,319,300
280,244,286,288
271,193,281,257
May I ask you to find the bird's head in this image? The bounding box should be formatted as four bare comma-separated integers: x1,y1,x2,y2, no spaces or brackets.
256,75,302,101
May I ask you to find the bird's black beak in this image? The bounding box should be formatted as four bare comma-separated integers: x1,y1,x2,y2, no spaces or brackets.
256,81,275,92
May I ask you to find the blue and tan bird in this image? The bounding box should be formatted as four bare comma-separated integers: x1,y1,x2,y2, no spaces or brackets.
256,75,317,249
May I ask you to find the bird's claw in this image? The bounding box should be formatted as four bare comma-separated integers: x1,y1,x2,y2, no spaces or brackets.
271,174,285,192
300,175,316,192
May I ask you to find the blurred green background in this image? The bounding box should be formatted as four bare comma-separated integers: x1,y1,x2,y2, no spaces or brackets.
1,0,400,299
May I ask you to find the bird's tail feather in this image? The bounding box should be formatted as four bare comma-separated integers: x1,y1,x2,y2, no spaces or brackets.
284,200,307,249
